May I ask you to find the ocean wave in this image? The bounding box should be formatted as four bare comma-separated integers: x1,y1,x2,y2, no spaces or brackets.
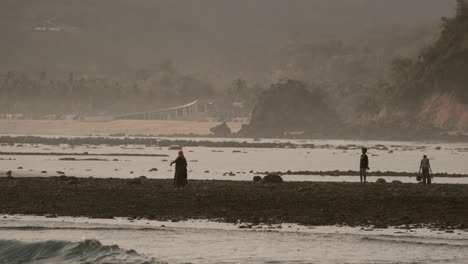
0,239,164,264
361,236,468,248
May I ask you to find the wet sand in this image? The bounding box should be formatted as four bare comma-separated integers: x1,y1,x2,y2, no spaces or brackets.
0,177,467,229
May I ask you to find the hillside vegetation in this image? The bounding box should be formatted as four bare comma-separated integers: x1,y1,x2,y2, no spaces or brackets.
390,0,468,105
382,0,468,131
244,1,468,138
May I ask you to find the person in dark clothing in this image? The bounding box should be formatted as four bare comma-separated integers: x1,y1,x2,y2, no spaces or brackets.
419,155,432,185
359,148,369,183
170,150,188,187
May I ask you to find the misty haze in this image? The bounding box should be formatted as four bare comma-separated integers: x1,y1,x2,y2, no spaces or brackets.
1,1,468,263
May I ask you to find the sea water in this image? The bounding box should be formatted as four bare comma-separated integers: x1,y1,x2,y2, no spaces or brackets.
1,137,468,263
1,137,468,183
0,215,467,264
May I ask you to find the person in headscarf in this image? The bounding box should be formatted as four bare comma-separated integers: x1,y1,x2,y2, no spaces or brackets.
170,150,188,187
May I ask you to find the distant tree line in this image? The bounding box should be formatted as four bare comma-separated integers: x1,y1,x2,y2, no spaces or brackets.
0,67,267,122
0,63,216,117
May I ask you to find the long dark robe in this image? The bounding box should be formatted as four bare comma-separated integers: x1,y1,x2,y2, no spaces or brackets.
173,156,188,187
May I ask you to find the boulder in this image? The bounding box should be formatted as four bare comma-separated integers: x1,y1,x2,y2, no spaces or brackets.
252,176,262,182
261,174,284,183
210,122,232,137
376,178,387,184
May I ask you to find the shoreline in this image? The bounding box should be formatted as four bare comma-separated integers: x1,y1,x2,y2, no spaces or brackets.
0,119,243,137
1,135,466,149
0,126,468,144
1,177,467,230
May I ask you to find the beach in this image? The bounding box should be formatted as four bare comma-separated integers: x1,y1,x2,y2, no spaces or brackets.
0,119,243,136
1,177,467,229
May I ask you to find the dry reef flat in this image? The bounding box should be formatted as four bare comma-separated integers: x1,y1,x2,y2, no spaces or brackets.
0,177,467,230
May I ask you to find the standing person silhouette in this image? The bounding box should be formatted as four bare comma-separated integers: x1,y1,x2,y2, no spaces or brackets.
419,155,432,185
170,150,188,188
360,148,369,183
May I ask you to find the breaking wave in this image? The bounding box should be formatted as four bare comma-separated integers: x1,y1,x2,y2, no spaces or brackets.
0,239,163,264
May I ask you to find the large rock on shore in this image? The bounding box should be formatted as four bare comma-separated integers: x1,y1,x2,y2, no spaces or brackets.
239,79,341,137
376,178,387,184
261,174,284,183
252,176,262,182
210,122,232,137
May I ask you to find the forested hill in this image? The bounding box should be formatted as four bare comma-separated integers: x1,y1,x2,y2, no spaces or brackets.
392,0,468,104
0,0,455,74
240,1,468,139
423,0,468,99
364,0,468,133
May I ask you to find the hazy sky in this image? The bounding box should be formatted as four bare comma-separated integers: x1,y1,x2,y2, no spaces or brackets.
0,0,456,72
